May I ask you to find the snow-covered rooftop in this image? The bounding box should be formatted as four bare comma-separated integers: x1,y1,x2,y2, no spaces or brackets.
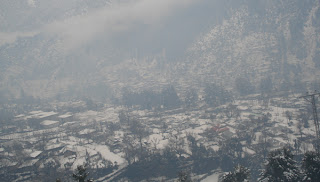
26,111,58,119
58,114,73,119
30,150,42,158
41,120,59,126
15,114,25,118
29,110,42,114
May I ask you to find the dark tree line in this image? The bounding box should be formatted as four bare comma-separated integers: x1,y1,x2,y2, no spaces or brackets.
121,86,181,110
121,83,236,110
204,84,233,107
221,148,320,182
55,165,94,182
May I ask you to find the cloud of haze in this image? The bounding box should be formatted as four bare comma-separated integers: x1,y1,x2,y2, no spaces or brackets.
43,0,199,50
0,31,39,46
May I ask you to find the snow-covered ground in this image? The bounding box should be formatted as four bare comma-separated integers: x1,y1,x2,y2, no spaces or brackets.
0,94,317,181
201,173,220,182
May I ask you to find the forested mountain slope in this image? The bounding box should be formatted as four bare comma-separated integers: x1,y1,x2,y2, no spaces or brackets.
0,0,319,101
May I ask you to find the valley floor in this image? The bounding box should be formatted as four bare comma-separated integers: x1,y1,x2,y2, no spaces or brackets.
0,93,316,181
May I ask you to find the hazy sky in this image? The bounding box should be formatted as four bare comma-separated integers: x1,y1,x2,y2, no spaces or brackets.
1,0,199,51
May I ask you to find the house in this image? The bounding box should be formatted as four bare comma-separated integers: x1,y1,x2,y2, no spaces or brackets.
14,114,25,122
30,150,42,158
24,111,59,128
28,111,58,121
40,120,60,129
63,150,77,158
58,113,73,123
212,124,229,133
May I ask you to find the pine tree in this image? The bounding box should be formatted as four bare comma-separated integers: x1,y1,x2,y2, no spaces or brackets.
221,165,250,182
185,89,198,108
259,147,301,182
177,171,192,182
204,84,232,107
72,165,89,182
302,151,320,182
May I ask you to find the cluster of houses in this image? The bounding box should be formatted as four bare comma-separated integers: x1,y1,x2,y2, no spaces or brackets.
14,110,73,129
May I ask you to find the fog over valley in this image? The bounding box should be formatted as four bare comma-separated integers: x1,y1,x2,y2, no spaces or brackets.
1,0,320,181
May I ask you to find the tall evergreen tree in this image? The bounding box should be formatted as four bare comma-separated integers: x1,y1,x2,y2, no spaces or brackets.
259,77,273,94
259,147,301,182
161,86,181,109
302,151,320,182
221,165,250,182
204,84,232,107
185,89,198,108
177,171,192,182
72,165,90,182
235,77,255,96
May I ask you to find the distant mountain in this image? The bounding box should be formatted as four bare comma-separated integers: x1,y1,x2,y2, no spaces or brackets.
0,0,319,102
182,0,320,93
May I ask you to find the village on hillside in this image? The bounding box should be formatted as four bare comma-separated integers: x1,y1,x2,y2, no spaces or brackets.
0,93,317,181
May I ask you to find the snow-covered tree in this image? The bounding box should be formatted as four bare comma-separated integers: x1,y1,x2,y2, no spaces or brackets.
259,147,301,182
184,89,198,108
221,165,250,182
235,76,255,96
72,165,89,182
259,77,273,94
161,85,181,109
177,171,192,182
204,84,233,107
302,151,320,182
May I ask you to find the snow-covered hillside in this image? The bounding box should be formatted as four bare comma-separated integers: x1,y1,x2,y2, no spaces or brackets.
183,1,320,91
0,0,320,100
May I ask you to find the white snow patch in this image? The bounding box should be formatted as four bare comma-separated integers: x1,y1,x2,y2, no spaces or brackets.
79,129,95,135
243,147,256,155
58,114,72,119
30,150,42,158
91,145,124,164
201,172,221,182
41,120,59,126
211,145,220,152
20,159,39,168
149,134,168,149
